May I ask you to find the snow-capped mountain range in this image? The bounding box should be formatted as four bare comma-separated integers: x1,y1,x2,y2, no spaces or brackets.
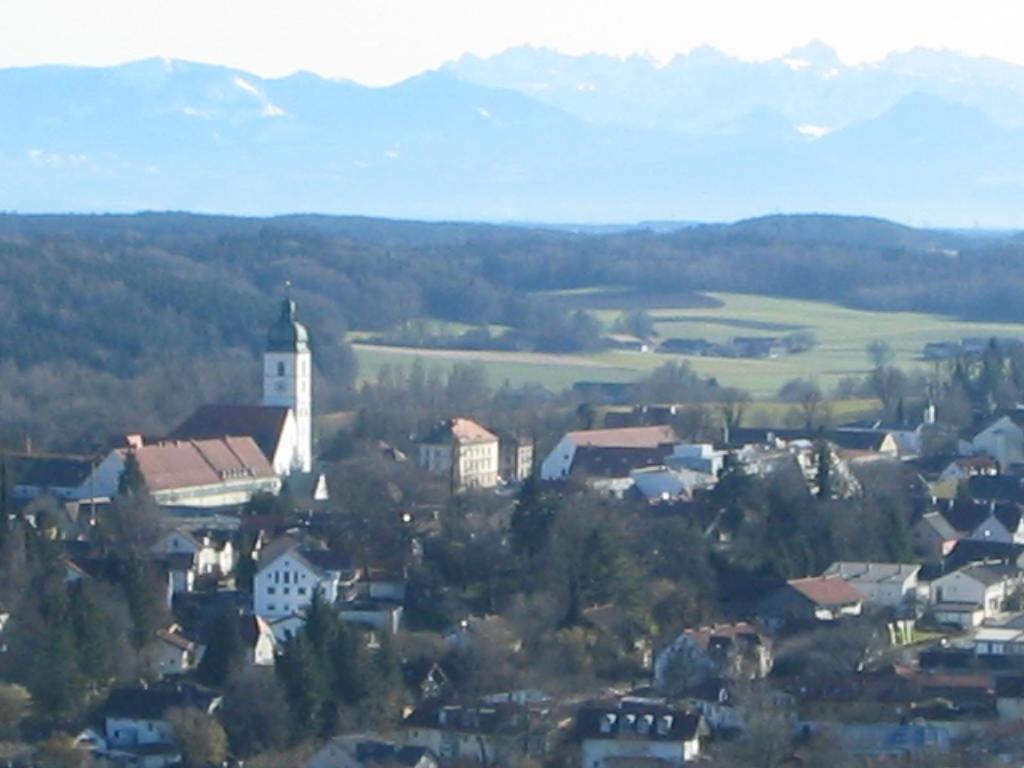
4,44,1024,225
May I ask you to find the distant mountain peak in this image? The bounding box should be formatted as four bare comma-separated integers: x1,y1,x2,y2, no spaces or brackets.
781,40,843,71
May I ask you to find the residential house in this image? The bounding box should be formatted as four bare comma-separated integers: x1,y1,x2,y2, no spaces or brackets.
815,722,951,758
970,413,1024,469
402,701,551,765
931,563,1022,618
116,435,281,509
630,466,712,504
10,451,123,503
654,623,772,690
569,445,675,497
417,418,500,491
821,562,921,608
253,538,357,620
758,577,865,625
307,736,438,768
973,627,1024,658
540,425,679,481
238,613,277,667
602,333,652,352
578,698,706,768
152,528,235,578
103,683,220,768
939,456,1000,485
665,443,727,477
829,431,901,460
912,511,961,564
144,626,200,678
496,431,533,484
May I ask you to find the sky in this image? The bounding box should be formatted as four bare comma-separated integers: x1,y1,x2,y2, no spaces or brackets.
2,0,1024,84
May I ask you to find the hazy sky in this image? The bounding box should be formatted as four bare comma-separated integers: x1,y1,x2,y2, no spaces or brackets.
3,0,1023,84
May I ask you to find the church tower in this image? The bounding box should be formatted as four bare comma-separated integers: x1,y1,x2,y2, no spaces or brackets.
263,297,312,473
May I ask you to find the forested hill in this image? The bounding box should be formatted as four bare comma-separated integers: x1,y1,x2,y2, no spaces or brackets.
0,211,1021,449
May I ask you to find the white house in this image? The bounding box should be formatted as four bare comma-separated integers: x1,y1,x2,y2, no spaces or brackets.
104,684,220,768
152,528,235,577
578,700,706,768
253,539,357,620
931,563,1021,618
821,562,921,608
540,425,679,481
416,418,500,491
144,626,200,678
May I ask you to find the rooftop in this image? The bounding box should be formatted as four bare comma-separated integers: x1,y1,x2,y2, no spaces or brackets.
787,576,865,607
419,418,498,446
566,425,679,450
126,436,276,493
823,562,921,584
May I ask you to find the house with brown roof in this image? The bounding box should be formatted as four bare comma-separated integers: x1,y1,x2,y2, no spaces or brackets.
144,625,201,678
113,435,280,509
416,418,500,491
540,425,679,481
758,576,865,626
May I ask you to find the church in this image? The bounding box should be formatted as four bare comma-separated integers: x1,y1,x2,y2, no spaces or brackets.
12,296,327,510
167,295,328,505
173,297,313,475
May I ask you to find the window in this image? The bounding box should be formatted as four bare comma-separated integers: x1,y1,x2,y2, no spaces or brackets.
283,587,290,595
277,361,286,377
298,587,307,596
267,587,276,595
284,571,291,584
268,604,276,612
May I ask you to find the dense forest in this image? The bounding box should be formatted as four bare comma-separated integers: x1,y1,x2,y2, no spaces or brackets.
1,211,1022,449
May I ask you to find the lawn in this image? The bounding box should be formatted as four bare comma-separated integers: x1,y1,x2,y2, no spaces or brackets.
350,291,1024,399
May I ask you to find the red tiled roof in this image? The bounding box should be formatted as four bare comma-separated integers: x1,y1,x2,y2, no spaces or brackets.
566,425,679,449
126,437,276,492
787,576,864,607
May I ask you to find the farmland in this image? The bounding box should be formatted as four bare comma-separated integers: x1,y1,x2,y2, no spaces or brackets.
350,291,1024,398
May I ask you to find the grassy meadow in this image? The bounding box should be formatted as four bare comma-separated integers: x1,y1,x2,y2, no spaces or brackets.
351,291,1024,400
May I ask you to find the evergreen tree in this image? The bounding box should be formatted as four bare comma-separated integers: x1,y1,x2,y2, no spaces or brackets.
68,581,115,686
277,634,329,739
197,607,245,688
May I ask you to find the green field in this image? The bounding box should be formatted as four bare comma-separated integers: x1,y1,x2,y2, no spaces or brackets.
351,291,1024,398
